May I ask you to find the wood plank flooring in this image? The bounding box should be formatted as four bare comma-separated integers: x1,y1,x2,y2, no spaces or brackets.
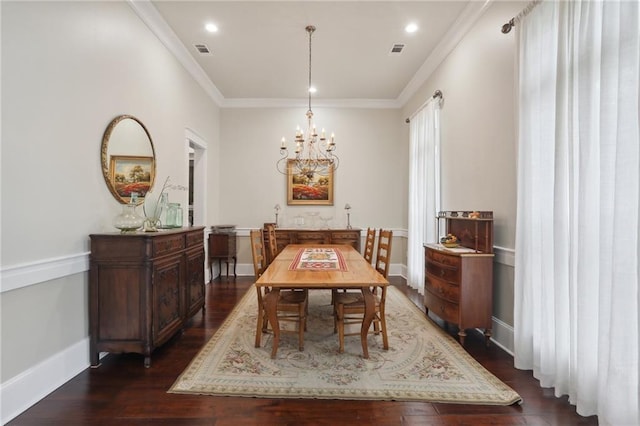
8,276,598,425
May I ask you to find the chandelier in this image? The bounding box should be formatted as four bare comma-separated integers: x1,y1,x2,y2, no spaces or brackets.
277,25,338,177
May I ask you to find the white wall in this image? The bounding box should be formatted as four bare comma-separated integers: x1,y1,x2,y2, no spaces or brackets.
219,107,406,230
0,1,219,421
402,1,522,331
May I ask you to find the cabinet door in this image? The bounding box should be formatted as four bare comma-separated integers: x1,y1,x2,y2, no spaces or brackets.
185,247,205,318
152,256,184,346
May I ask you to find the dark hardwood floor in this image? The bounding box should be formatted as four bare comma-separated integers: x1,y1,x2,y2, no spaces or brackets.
9,276,598,425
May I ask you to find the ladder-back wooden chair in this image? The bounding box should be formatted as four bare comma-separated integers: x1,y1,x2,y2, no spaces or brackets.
251,229,307,356
334,229,392,353
265,223,278,266
363,227,377,264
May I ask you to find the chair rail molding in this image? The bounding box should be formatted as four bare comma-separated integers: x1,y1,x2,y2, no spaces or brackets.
0,253,90,293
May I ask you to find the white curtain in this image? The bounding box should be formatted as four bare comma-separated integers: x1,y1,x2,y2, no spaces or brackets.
407,99,441,294
514,1,639,424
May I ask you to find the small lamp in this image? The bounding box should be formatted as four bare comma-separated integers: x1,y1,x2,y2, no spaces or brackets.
274,204,281,227
344,203,352,229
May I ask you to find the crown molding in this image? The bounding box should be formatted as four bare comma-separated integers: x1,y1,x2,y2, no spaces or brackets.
220,97,401,109
396,0,493,106
129,0,492,110
127,0,225,105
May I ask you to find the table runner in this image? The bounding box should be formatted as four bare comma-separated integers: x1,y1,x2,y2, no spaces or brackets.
289,247,348,271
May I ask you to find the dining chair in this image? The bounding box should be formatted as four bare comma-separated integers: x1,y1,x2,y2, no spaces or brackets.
251,229,307,354
363,227,377,264
332,227,377,304
334,229,392,353
265,223,278,266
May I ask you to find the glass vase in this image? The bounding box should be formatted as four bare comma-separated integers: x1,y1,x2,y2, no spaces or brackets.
114,203,144,233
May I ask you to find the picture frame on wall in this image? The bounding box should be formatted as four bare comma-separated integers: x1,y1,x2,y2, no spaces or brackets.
109,155,154,203
287,159,334,205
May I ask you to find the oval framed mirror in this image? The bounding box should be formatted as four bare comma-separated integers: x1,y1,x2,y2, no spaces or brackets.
101,115,156,204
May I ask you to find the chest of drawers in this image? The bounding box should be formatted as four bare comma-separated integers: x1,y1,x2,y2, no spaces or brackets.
424,245,494,345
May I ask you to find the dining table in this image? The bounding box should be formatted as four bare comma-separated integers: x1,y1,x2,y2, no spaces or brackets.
255,244,389,359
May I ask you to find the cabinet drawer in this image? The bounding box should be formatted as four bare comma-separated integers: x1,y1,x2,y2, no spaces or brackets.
426,249,461,268
425,275,460,303
331,231,360,240
426,260,459,283
153,234,186,257
295,232,328,244
186,230,203,248
424,289,459,323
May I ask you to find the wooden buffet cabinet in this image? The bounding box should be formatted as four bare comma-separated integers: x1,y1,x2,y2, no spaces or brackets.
424,211,494,345
89,227,206,368
263,226,361,264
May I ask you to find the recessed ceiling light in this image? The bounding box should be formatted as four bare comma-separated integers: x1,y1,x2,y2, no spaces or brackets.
308,87,317,94
405,23,418,33
205,23,218,33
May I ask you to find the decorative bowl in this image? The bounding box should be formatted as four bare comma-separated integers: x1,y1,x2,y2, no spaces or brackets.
442,242,460,248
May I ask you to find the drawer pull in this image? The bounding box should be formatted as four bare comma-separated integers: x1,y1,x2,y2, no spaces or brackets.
440,269,445,277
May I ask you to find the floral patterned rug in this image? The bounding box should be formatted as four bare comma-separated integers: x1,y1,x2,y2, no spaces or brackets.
169,286,522,405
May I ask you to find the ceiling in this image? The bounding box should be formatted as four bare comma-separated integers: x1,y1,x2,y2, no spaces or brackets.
143,1,490,107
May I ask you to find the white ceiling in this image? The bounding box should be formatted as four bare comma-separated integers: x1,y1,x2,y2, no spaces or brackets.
143,1,491,107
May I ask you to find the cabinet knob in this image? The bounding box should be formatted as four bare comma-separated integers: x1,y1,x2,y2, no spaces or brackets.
440,269,445,277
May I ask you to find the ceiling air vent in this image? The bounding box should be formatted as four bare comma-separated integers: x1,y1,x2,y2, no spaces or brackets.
194,44,211,55
389,43,405,55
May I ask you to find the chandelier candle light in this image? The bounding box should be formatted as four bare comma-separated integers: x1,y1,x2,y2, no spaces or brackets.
277,25,339,177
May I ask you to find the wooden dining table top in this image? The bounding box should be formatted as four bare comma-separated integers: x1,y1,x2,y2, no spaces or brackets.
255,244,388,289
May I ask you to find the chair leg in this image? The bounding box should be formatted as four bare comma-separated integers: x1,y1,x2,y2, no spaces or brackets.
379,306,389,350
298,304,305,351
337,304,345,353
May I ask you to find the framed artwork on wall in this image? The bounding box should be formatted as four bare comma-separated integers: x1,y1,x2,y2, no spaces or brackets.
109,155,154,203
287,159,334,205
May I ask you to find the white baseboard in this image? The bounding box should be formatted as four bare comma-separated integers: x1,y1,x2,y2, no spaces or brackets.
0,338,92,425
489,316,514,355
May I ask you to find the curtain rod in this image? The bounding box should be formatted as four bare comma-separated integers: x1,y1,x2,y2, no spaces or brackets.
405,90,442,123
501,0,542,34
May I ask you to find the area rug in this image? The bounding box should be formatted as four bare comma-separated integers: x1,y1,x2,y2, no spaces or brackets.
169,286,522,405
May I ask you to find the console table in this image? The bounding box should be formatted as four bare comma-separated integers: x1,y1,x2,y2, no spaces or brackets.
208,230,237,280
89,227,205,367
262,225,361,265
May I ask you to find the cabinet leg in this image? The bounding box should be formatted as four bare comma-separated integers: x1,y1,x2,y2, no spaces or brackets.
484,329,492,347
90,351,100,368
233,256,237,277
458,329,467,346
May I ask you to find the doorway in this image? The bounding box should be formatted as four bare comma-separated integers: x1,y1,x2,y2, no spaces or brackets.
185,128,207,227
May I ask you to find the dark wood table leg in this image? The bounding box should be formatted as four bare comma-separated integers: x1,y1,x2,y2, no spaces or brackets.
360,286,375,359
